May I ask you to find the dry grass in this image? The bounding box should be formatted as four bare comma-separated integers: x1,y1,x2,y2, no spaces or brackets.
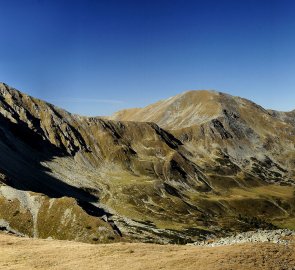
0,233,294,270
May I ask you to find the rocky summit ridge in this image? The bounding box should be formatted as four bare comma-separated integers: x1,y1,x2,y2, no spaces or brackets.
0,82,294,244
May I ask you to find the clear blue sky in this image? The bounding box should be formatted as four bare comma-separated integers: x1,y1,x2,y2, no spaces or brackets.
0,0,294,116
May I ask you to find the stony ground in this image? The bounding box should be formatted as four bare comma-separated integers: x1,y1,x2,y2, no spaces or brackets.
191,229,295,247
0,232,294,270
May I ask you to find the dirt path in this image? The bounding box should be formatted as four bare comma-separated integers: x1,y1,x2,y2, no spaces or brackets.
0,233,294,270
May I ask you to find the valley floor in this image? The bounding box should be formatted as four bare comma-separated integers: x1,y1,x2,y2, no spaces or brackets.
0,233,294,270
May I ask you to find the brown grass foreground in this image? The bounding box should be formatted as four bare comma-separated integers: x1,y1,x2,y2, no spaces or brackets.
0,233,294,270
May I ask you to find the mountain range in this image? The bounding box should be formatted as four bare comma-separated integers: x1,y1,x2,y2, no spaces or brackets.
0,82,294,244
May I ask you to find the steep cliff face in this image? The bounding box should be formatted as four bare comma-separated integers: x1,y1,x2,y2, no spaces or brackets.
0,83,295,244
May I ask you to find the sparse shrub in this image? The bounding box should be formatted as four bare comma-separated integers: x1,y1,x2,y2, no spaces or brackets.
237,214,277,230
13,210,20,216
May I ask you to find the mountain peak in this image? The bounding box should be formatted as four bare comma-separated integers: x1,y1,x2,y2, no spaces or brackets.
109,90,248,129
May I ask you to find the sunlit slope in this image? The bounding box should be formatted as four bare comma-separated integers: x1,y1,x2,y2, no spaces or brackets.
109,90,222,128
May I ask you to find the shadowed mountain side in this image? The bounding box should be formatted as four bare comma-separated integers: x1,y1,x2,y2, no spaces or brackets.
0,113,97,202
0,83,90,155
0,112,123,240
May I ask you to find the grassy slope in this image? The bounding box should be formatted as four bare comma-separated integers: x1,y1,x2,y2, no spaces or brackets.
0,233,294,270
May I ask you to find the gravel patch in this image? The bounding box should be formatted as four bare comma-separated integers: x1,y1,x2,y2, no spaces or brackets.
190,229,295,247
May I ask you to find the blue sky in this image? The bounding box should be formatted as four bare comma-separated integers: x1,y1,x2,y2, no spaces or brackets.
0,0,294,116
